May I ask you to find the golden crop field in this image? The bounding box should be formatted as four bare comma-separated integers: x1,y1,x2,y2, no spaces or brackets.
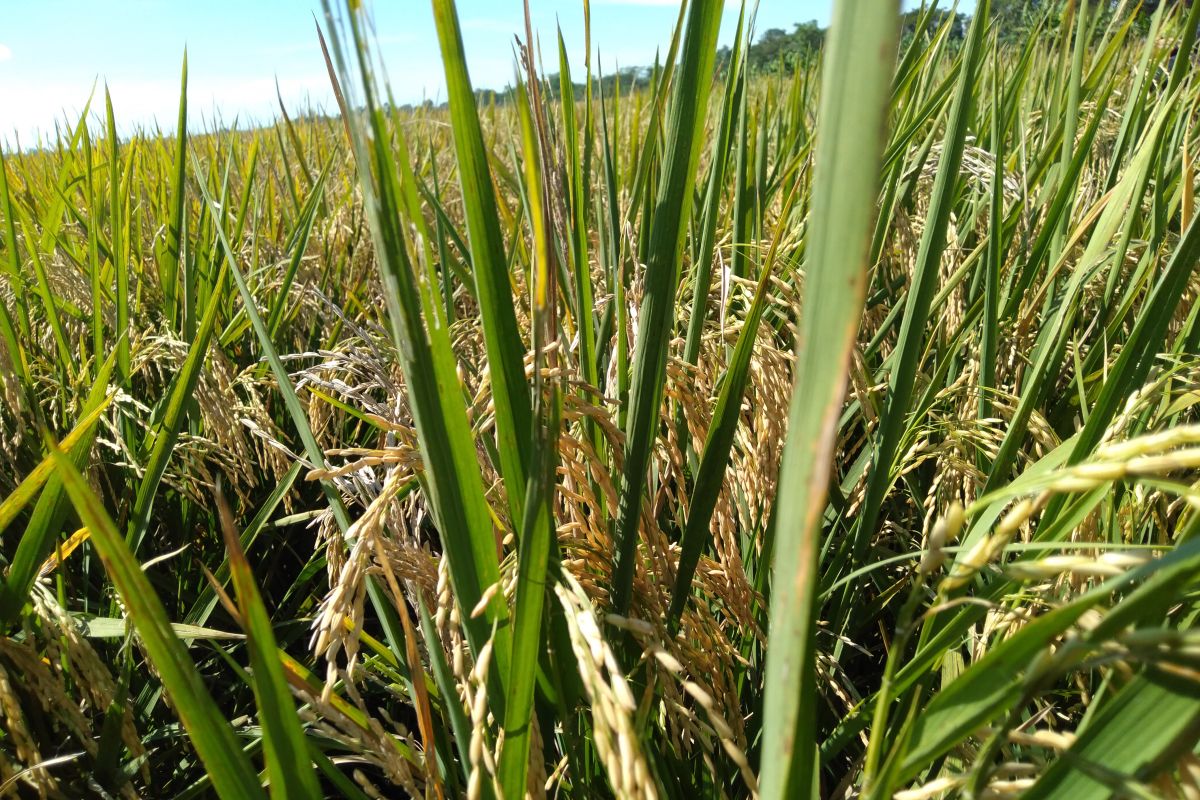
2,0,1200,797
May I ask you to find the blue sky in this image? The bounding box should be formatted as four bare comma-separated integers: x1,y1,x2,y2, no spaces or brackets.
0,1,967,146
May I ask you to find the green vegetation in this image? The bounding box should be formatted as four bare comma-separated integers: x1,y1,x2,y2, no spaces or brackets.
3,0,1200,797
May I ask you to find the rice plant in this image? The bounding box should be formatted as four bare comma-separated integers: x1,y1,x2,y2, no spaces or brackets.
3,0,1200,797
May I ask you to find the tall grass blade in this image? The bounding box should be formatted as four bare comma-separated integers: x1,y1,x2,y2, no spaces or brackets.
610,0,723,615
162,53,188,332
759,2,897,796
0,355,115,623
430,0,533,524
320,1,513,708
496,74,562,800
851,0,990,572
50,449,266,800
215,487,322,800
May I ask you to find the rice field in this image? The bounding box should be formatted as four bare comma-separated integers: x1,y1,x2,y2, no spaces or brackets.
3,0,1200,797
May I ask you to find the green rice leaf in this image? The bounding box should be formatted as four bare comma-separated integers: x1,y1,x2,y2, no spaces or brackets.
759,2,898,797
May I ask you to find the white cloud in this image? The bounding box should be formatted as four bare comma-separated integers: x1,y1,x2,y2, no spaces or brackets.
0,44,12,62
0,73,337,145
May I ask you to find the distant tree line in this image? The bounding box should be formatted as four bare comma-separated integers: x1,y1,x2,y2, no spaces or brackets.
713,9,965,75
718,19,827,73
468,65,657,107
721,0,1194,76
440,0,1193,111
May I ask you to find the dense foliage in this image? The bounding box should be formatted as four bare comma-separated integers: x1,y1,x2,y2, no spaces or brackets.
3,0,1200,797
